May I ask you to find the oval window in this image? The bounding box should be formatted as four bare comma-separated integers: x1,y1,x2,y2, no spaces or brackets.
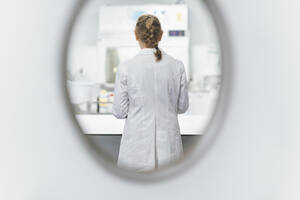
65,0,223,181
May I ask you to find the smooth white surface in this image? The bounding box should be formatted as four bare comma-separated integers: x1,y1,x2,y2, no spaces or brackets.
76,114,207,135
1,0,300,200
98,4,188,33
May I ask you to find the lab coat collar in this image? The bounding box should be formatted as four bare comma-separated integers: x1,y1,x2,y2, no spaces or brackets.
138,47,166,55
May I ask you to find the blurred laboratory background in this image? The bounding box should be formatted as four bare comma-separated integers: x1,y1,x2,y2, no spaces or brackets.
66,0,221,163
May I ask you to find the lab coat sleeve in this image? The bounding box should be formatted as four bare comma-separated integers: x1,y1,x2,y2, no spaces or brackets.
112,63,129,119
177,61,189,114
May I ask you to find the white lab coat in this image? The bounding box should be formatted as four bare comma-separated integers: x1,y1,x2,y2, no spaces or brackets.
112,47,189,172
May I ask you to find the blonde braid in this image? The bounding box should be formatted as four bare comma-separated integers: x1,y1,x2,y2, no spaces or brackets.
135,14,163,62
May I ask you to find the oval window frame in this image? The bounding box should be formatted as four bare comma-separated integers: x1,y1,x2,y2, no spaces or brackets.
61,0,230,183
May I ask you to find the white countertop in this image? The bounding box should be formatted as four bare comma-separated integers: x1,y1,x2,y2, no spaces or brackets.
75,114,208,135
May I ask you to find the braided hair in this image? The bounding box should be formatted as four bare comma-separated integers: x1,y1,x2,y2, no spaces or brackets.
135,14,163,62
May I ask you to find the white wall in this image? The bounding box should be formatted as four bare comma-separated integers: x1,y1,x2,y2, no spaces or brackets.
1,0,300,200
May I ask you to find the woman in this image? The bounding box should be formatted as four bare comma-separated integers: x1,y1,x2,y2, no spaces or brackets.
112,14,189,172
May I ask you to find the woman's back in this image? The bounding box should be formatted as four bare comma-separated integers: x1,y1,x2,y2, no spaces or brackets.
112,47,189,172
126,48,188,119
